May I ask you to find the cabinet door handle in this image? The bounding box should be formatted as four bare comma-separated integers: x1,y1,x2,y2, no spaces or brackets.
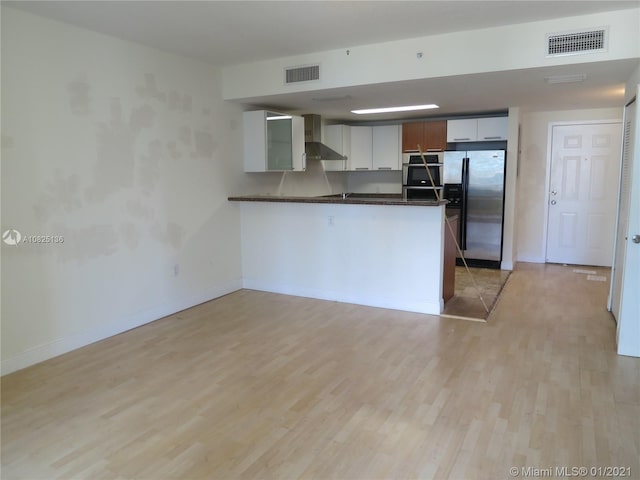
483,136,502,140
355,167,370,170
453,137,471,141
377,167,392,170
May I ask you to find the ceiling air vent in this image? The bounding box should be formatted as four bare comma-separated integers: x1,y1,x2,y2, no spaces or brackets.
546,28,607,57
285,64,320,84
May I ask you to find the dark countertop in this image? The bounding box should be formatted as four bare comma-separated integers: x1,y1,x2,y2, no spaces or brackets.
228,193,448,206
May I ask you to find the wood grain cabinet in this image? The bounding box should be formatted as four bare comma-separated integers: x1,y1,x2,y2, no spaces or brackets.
443,215,459,303
402,120,447,152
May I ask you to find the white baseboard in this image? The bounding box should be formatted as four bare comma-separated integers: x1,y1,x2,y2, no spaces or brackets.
501,260,514,271
516,255,545,264
243,278,442,316
0,280,242,376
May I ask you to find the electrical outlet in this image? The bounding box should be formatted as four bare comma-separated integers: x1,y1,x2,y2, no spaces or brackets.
173,264,180,276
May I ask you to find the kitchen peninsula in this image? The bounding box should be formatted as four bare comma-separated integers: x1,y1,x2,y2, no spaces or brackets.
229,194,452,315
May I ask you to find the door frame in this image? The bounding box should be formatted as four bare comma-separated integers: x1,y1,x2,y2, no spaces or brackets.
543,119,623,264
610,88,639,358
609,98,636,316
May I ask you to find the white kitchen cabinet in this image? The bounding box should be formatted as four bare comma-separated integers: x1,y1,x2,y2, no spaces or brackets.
348,126,373,171
243,110,306,172
323,124,401,172
477,117,509,141
446,119,478,143
322,124,350,171
447,117,508,143
372,125,401,170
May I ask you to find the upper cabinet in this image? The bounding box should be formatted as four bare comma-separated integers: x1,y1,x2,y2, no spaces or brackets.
447,116,508,143
372,125,401,170
476,117,509,141
446,119,477,143
402,120,447,152
349,126,374,171
323,124,350,172
243,110,306,172
326,125,401,171
350,125,401,171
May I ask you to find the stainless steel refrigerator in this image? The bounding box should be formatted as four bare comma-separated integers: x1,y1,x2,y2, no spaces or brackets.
443,150,506,268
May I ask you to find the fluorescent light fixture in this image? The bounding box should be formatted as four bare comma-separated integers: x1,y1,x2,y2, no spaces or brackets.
544,74,587,84
351,104,439,115
266,115,292,120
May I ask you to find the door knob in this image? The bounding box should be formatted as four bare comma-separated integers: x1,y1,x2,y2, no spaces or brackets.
633,235,640,244
550,200,557,205
551,190,558,196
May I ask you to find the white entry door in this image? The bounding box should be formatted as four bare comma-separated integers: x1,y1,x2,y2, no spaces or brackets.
546,122,622,266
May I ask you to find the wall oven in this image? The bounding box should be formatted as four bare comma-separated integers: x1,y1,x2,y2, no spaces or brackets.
402,152,444,200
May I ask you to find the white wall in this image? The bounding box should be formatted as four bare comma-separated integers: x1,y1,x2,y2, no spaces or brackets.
346,171,403,195
223,9,639,100
501,108,521,270
239,202,445,315
0,8,246,374
239,160,348,198
625,64,640,103
516,107,623,263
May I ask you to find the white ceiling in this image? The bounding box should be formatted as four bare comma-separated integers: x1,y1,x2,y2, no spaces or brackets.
6,1,640,121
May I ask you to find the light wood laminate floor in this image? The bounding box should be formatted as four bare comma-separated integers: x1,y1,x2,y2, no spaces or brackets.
2,263,639,479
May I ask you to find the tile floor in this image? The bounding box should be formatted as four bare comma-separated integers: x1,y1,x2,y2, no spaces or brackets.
442,266,512,321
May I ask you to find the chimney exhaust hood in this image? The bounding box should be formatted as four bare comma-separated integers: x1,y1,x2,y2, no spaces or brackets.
303,114,346,161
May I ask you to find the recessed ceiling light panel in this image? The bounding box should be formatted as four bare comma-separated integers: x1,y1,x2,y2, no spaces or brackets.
266,115,292,120
351,104,439,115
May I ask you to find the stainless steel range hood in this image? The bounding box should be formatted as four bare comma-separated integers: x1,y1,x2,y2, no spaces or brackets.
303,114,347,161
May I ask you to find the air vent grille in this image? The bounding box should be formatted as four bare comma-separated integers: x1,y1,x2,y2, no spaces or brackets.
547,28,607,56
285,65,320,84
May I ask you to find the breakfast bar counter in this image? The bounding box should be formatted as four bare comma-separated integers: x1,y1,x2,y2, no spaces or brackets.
229,194,448,315
228,193,447,207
